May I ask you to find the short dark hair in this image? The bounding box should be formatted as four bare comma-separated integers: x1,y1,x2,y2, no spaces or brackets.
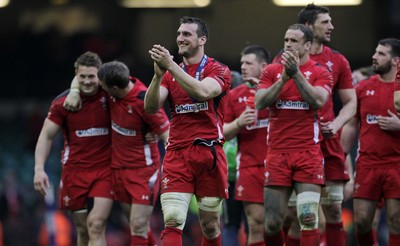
180,16,209,39
297,4,330,25
241,45,270,63
74,51,102,70
98,61,130,89
230,70,243,89
287,24,314,44
378,38,400,58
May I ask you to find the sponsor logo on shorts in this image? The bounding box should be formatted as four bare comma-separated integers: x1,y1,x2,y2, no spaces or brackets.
175,102,208,114
366,114,379,124
63,195,71,207
162,177,170,189
237,185,244,197
75,128,109,137
112,121,136,136
354,183,360,193
265,171,269,183
142,195,149,200
276,99,309,110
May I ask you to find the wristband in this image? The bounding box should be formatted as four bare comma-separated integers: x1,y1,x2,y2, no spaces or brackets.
70,88,80,93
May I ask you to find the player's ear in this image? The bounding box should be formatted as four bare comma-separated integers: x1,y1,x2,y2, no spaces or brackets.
392,56,400,66
199,36,207,45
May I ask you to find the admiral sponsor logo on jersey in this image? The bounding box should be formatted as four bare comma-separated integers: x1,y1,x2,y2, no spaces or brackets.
162,177,169,189
276,99,309,110
175,102,209,114
111,121,136,136
75,127,109,137
366,114,379,124
246,118,269,130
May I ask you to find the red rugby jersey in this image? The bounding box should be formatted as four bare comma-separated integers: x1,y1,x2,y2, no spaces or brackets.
258,59,333,151
355,75,400,168
161,56,231,150
48,90,111,169
109,79,170,168
225,83,269,168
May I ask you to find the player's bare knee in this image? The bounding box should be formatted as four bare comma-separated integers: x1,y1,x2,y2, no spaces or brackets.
354,219,372,234
387,214,400,232
161,192,192,230
88,220,106,235
265,215,283,234
87,214,107,234
197,197,222,237
322,203,342,221
252,215,264,227
200,219,219,237
297,191,320,230
248,221,264,236
353,212,373,233
320,185,344,215
131,217,148,235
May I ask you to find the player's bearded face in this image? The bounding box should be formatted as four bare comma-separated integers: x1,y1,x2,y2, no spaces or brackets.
179,45,200,58
176,23,201,58
373,59,391,75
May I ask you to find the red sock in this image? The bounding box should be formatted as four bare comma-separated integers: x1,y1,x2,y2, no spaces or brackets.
248,241,265,246
201,233,221,246
147,229,156,246
319,230,326,245
356,231,374,246
161,227,182,246
300,229,319,246
285,235,300,246
264,229,285,246
131,235,148,246
372,229,377,244
389,233,400,246
325,222,345,246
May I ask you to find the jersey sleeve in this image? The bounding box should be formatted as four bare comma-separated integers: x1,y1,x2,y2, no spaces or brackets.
224,92,236,123
336,54,354,90
47,99,66,126
354,81,364,119
315,66,334,95
143,108,170,135
161,72,173,90
207,61,232,92
258,64,278,90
